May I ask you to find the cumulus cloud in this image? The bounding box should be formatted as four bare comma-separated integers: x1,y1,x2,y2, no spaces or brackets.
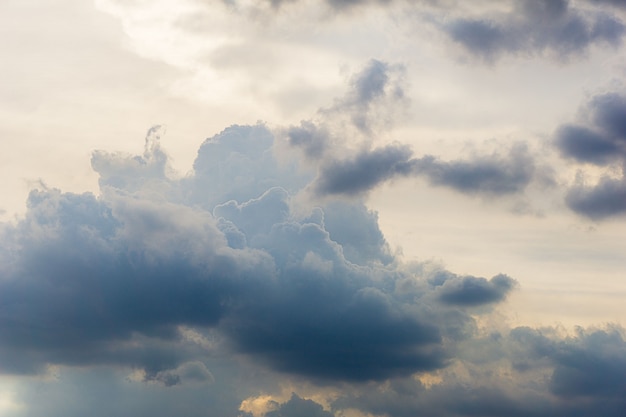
554,92,626,219
2,60,624,417
444,0,625,61
1,118,509,385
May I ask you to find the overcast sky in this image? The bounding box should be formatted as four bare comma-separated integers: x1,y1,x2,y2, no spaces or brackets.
1,0,626,416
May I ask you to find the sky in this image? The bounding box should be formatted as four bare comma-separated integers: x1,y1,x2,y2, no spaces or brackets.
1,0,626,416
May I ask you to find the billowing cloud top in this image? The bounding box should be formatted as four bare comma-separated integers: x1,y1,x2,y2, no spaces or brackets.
1,114,523,384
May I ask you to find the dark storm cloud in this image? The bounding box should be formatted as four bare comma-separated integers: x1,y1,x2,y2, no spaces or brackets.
553,92,626,219
444,0,625,61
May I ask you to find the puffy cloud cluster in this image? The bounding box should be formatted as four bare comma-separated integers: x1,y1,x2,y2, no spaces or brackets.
0,117,519,386
2,61,625,417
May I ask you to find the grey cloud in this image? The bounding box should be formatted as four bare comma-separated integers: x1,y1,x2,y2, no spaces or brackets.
313,144,415,196
566,176,626,219
432,272,518,306
342,59,407,134
414,146,536,195
588,0,626,9
589,92,626,140
4,58,624,416
320,59,407,135
329,325,626,417
0,188,257,375
311,144,539,197
550,328,626,399
2,123,509,385
322,201,394,265
2,116,624,416
288,61,539,199
555,125,621,165
286,121,329,159
556,93,626,165
444,0,625,61
553,92,626,219
149,361,214,387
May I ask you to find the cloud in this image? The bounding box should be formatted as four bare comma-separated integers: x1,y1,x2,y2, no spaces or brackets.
2,118,508,384
556,93,626,165
264,394,334,417
310,142,539,197
431,272,518,306
324,325,626,417
566,176,626,219
444,0,625,61
553,92,626,219
282,60,545,199
2,59,624,417
589,0,626,9
313,144,415,196
413,145,537,196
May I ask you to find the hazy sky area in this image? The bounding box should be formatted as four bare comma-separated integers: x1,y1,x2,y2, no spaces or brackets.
1,0,626,416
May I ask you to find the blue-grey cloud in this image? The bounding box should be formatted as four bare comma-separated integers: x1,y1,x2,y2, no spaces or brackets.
328,325,626,417
444,0,625,61
285,60,542,199
1,123,502,385
589,0,626,9
553,92,626,219
312,143,538,197
3,60,624,417
2,120,622,417
555,125,621,165
431,272,518,306
313,144,415,196
566,176,626,219
413,146,537,196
